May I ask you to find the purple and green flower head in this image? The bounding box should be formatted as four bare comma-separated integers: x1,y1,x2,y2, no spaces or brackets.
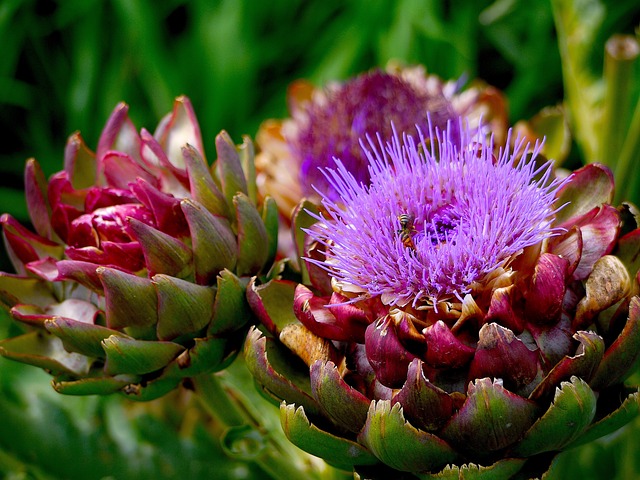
0,97,277,400
305,120,566,307
246,98,640,479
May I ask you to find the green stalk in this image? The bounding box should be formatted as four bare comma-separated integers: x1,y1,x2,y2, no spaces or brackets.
616,96,640,204
551,0,606,165
191,372,334,480
192,372,246,427
600,35,639,174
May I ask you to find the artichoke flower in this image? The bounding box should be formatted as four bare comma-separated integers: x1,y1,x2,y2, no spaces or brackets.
0,96,277,401
255,63,508,234
245,121,640,478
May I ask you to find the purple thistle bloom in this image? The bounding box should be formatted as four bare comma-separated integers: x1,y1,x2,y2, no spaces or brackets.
288,70,459,200
306,121,566,307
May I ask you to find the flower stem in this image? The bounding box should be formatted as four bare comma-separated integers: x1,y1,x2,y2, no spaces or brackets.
615,95,640,204
600,35,639,170
191,370,340,480
191,371,245,426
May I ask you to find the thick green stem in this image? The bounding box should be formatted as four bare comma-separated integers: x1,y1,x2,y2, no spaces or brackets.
551,0,606,164
616,96,640,204
191,372,335,480
191,372,245,426
600,35,639,173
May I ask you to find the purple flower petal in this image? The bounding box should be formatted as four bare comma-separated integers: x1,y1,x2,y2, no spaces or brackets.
101,151,158,190
306,123,565,306
154,96,204,169
290,70,459,199
64,132,98,189
559,205,620,280
25,159,53,239
96,102,142,173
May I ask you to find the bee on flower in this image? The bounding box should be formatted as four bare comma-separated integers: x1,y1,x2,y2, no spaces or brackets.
396,213,416,250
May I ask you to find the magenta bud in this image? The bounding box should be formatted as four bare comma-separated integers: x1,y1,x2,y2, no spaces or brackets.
393,359,454,431
294,284,369,342
424,320,474,369
525,253,569,324
485,285,524,333
130,179,188,238
365,315,417,388
468,323,540,392
560,205,620,280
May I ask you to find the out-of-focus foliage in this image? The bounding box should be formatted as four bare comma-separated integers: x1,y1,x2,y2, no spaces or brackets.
551,0,640,203
1,0,640,478
0,309,267,480
0,0,568,229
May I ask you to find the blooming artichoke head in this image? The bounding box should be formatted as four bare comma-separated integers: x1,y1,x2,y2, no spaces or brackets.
245,121,640,477
255,64,508,219
0,96,278,400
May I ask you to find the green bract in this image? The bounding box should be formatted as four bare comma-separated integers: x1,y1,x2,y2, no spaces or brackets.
0,97,277,401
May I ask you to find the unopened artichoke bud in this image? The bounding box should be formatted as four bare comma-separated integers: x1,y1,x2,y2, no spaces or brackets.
0,96,277,401
245,120,640,478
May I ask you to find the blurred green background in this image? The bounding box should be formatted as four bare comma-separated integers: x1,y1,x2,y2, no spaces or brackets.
1,0,640,478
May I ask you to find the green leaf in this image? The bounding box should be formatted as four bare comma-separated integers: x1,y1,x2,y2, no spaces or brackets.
209,269,251,336
128,218,194,279
182,143,230,219
238,135,257,204
531,331,605,401
551,0,606,164
358,400,458,473
309,360,370,433
64,132,98,190
181,199,237,285
590,296,640,389
261,196,279,271
0,273,56,309
394,358,455,432
44,316,129,358
414,458,527,480
118,375,182,402
601,35,639,175
52,374,136,396
154,274,215,341
568,388,640,448
513,376,597,456
234,192,269,276
215,130,249,206
244,327,321,417
291,200,319,283
0,331,91,377
98,267,158,332
167,334,242,378
280,403,378,470
102,336,184,375
441,378,539,455
246,277,299,336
